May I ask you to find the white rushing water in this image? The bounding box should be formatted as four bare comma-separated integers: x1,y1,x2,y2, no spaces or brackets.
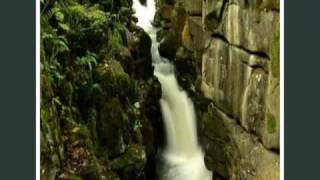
133,0,212,180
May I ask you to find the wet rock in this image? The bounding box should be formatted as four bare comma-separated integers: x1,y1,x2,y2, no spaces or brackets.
240,68,268,135
139,77,163,159
158,5,187,60
175,46,197,90
134,28,153,78
110,144,147,180
202,105,280,180
158,31,180,60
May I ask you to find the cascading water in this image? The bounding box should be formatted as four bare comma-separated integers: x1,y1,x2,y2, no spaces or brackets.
133,0,212,179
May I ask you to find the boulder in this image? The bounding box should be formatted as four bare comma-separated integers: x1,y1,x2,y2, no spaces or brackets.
110,144,147,180
180,16,212,52
98,98,128,157
202,105,280,180
158,5,187,60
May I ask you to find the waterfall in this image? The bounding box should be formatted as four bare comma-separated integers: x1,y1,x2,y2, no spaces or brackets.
133,1,213,180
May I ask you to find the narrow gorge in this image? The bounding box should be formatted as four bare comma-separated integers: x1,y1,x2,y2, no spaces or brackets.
133,0,212,179
40,0,280,179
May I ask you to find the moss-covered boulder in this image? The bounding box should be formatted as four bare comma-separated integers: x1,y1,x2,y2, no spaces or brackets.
95,59,137,101
97,98,128,157
110,144,147,180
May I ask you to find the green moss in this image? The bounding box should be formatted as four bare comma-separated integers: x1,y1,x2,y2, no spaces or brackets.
66,4,106,22
68,175,82,180
271,21,280,78
96,59,135,99
110,144,146,170
266,113,277,134
63,4,107,38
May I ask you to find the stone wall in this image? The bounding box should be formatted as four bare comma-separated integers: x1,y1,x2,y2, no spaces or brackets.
155,0,280,179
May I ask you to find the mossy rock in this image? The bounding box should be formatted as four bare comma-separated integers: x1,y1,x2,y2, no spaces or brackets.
266,112,277,134
110,144,146,179
98,98,128,157
62,3,108,49
95,59,137,101
64,4,107,32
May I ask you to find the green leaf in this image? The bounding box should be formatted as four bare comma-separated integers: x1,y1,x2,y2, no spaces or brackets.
58,23,70,32
55,11,64,22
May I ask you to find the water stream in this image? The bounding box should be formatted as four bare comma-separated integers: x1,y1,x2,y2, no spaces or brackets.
133,1,212,179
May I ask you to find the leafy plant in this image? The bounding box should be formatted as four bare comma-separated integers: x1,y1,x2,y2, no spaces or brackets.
76,51,97,71
42,31,69,61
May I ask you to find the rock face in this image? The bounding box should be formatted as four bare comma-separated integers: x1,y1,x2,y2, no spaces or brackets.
202,105,280,180
156,0,280,179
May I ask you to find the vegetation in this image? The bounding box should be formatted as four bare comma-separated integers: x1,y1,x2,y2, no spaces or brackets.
40,0,157,179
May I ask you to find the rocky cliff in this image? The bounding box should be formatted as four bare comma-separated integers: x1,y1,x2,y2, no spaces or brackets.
155,0,280,179
40,0,162,179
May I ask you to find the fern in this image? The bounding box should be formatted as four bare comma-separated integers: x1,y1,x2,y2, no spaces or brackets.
76,51,97,71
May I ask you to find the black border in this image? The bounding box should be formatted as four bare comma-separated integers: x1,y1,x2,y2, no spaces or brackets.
285,0,320,179
0,0,36,179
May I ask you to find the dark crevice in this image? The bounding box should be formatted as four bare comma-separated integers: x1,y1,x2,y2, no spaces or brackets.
211,33,270,60
266,7,280,13
258,138,280,155
240,61,269,74
218,0,228,22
